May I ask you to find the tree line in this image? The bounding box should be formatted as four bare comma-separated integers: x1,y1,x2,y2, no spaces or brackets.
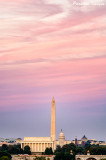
0,144,31,160
54,143,106,160
1,143,106,160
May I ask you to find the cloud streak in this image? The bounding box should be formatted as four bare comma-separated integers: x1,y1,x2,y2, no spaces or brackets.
0,54,106,66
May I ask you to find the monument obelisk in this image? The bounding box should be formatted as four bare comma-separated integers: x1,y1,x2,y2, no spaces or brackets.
51,97,56,142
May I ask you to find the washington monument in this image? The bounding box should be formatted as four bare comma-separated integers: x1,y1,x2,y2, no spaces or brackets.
51,97,56,141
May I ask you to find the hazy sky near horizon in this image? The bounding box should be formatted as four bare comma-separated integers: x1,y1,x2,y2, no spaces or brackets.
0,0,106,141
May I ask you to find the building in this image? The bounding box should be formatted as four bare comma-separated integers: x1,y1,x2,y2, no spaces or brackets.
0,138,20,146
56,129,71,147
76,155,106,160
81,135,88,146
72,136,106,146
12,155,55,160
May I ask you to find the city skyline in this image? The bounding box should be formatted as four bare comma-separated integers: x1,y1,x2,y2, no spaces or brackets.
0,0,106,141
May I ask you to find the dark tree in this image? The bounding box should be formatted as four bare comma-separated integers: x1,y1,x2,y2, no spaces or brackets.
34,156,46,160
0,156,10,160
45,147,53,155
54,152,62,160
24,145,31,155
0,151,11,159
1,145,8,152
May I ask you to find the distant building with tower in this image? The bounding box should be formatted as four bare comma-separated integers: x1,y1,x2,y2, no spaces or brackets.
72,135,106,146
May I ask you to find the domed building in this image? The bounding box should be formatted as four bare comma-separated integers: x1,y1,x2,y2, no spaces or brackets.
56,129,71,147
81,135,88,146
81,135,87,142
58,129,65,147
16,138,22,144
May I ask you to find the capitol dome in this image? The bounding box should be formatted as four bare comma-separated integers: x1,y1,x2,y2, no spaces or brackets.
59,129,65,140
58,129,65,147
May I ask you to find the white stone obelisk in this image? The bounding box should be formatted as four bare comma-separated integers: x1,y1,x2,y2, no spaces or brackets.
51,97,56,142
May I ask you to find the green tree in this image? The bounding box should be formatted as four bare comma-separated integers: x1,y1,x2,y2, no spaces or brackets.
0,156,10,160
34,156,46,160
54,146,61,154
24,145,31,155
45,147,53,155
8,144,23,154
0,151,11,159
54,143,80,160
62,143,76,153
54,152,62,160
89,146,106,155
64,152,72,160
76,147,84,155
54,143,106,160
1,145,8,152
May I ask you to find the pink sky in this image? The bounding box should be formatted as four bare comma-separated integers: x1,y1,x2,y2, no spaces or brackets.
0,0,106,140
